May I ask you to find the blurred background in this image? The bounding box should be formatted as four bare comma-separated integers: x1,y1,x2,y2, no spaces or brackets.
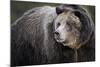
11,1,95,24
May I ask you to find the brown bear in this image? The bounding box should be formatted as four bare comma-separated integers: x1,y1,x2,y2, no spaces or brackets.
11,5,95,66
54,5,95,62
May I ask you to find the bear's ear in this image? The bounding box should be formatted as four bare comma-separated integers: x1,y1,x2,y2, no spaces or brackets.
74,10,84,19
74,11,81,18
56,7,64,15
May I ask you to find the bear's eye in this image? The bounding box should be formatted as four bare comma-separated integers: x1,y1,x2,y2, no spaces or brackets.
57,23,61,27
66,22,71,27
66,22,72,31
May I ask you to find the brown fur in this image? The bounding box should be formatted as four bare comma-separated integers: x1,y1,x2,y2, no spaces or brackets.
11,5,95,66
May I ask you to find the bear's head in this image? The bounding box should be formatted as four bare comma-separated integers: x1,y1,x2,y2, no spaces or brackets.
54,5,94,49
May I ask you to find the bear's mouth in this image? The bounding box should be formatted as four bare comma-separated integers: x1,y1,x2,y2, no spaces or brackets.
54,34,69,44
62,40,69,44
55,37,63,42
54,34,60,40
55,37,67,44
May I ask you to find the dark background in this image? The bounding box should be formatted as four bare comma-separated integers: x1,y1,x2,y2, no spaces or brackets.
11,1,95,24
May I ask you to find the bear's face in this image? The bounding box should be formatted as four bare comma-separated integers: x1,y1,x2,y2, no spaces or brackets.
54,11,81,49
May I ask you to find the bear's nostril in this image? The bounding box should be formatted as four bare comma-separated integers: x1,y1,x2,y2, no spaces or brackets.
54,31,59,35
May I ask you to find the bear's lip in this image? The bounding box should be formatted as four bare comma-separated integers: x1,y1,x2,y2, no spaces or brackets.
55,38,67,43
54,35,60,40
55,38,70,45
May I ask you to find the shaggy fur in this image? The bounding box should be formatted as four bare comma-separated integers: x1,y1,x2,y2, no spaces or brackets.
11,5,95,66
55,5,95,62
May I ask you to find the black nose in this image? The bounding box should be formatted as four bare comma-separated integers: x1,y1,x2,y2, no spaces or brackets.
54,31,59,35
56,7,64,15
